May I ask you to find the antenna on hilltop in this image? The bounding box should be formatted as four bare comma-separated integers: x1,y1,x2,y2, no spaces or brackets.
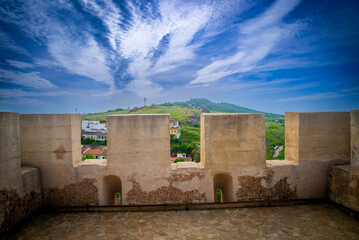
144,98,147,106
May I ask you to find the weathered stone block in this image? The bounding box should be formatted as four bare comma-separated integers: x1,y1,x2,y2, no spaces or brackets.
201,113,266,171
286,112,350,165
107,114,170,171
351,110,359,175
0,112,22,193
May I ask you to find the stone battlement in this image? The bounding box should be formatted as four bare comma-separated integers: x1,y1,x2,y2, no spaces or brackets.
1,111,358,235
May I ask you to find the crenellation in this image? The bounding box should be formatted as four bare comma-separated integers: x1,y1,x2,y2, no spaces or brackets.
1,111,359,235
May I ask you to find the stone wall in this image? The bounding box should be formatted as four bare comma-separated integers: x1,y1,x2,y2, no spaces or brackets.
329,110,359,212
0,113,42,236
20,114,98,207
1,110,358,235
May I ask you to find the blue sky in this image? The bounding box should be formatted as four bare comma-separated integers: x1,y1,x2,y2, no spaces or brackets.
0,0,358,114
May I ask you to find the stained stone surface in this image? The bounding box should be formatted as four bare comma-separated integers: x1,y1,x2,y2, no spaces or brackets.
10,204,359,240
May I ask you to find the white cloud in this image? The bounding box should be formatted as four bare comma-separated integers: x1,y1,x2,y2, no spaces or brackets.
277,92,343,102
341,86,359,93
81,0,123,53
0,31,30,56
125,79,166,100
47,35,115,89
190,0,302,85
0,69,56,88
0,88,69,98
33,58,62,68
0,97,51,106
239,0,301,34
190,28,281,85
80,0,236,97
0,1,115,89
6,60,34,69
256,58,316,72
0,88,71,107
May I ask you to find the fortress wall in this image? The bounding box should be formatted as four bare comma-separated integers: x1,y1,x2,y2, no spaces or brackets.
286,112,350,165
0,112,22,192
0,113,42,236
107,114,170,171
104,114,210,205
284,112,351,199
200,113,297,202
329,110,359,212
285,112,299,163
20,114,99,207
351,110,359,175
20,114,78,188
1,111,357,213
201,113,266,172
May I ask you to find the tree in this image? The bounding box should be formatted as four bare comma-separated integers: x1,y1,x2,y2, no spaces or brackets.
81,137,94,145
191,149,200,163
202,107,209,113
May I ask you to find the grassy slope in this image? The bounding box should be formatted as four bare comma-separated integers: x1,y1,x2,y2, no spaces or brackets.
165,98,283,118
82,106,201,121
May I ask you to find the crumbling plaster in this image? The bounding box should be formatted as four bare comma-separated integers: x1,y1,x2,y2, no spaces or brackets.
1,110,358,235
1,109,357,234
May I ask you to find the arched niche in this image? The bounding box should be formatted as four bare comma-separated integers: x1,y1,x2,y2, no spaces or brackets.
213,173,234,203
103,175,122,205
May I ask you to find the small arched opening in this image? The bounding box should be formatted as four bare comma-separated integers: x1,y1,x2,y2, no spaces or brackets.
213,173,234,203
103,175,122,206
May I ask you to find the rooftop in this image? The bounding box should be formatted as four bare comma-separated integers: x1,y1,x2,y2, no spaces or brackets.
10,204,359,239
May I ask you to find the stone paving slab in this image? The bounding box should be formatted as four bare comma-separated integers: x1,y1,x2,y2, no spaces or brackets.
9,204,359,240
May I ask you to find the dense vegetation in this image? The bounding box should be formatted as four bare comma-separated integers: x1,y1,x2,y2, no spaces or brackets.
82,98,285,161
265,119,285,160
81,137,107,145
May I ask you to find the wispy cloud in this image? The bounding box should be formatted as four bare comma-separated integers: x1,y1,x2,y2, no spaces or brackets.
80,0,239,98
0,31,30,56
341,86,359,93
6,60,33,69
0,97,51,106
190,0,302,85
0,88,69,106
277,92,343,102
47,35,115,89
0,0,115,89
0,88,69,98
256,57,317,72
33,58,62,68
0,69,56,88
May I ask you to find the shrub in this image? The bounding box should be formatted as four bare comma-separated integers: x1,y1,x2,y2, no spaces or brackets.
174,158,185,163
82,153,95,161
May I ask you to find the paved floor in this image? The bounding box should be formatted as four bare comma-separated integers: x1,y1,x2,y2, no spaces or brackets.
10,204,359,240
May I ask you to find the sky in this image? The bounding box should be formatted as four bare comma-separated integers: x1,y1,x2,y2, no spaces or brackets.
0,0,358,114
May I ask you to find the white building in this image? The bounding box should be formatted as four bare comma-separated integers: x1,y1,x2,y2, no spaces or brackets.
82,121,107,133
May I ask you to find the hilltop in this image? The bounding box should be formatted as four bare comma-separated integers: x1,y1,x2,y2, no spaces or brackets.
159,98,282,118
82,98,283,121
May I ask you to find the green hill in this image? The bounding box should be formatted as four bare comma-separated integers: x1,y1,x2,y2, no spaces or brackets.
159,98,283,119
82,105,202,121
82,98,283,121
81,99,285,160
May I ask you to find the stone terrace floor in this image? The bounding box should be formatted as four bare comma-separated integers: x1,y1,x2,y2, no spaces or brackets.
9,203,359,240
